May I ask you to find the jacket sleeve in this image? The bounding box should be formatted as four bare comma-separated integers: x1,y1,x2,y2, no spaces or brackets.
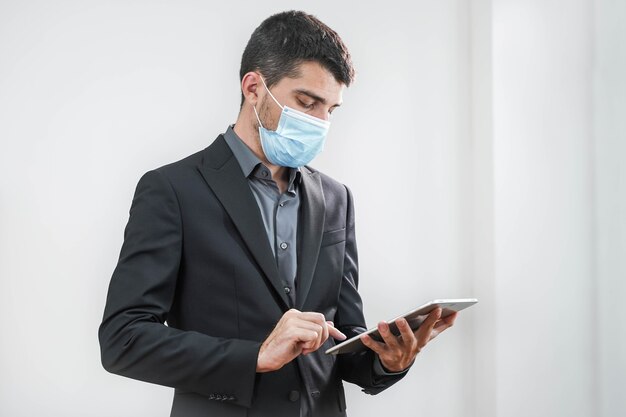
98,169,261,407
335,185,410,394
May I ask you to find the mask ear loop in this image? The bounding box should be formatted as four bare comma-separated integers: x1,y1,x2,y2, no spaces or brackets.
252,75,284,130
258,76,284,110
252,104,265,129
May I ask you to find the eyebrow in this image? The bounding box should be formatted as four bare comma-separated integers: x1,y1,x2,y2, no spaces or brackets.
294,88,342,108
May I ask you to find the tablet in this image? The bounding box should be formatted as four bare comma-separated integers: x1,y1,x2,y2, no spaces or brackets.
325,298,478,355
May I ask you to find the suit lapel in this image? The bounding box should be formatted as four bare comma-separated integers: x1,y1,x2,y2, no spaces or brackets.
196,135,291,309
296,168,326,310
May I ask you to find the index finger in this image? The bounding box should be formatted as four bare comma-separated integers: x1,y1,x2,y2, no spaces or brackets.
376,321,400,350
436,311,457,328
327,321,347,341
415,308,442,338
396,318,417,346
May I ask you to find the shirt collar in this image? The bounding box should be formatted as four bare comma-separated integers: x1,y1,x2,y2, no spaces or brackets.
223,125,261,178
222,125,302,187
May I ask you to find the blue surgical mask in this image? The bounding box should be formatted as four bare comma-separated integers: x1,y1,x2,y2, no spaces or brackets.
252,77,330,168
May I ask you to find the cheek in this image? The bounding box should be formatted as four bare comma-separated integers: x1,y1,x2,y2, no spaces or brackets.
260,96,281,130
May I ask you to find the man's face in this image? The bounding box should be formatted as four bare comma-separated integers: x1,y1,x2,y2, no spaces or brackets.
256,61,344,132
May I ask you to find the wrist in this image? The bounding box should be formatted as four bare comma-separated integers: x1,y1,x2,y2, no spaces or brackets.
256,345,270,373
378,356,413,373
256,344,281,373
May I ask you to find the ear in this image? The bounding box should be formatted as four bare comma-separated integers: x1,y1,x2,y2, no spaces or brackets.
241,72,261,106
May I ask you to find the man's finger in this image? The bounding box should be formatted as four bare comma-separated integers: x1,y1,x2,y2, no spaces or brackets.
428,312,456,341
327,323,347,341
293,319,323,335
299,312,327,326
288,322,323,353
361,334,386,355
431,311,455,332
299,312,328,346
415,308,442,344
440,312,457,327
376,321,400,349
291,327,321,343
396,318,417,348
320,321,329,344
420,308,442,332
427,307,443,323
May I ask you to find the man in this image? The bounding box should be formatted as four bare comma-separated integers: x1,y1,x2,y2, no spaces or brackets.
99,10,456,417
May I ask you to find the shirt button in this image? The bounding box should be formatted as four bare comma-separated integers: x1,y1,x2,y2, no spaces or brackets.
284,286,291,294
280,242,288,250
288,390,300,402
279,202,285,207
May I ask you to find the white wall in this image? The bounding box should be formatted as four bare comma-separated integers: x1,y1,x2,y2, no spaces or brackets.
0,1,623,416
492,0,596,415
475,1,626,416
593,0,626,415
487,1,626,416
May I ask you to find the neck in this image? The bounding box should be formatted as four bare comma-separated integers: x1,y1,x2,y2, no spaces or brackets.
233,111,289,188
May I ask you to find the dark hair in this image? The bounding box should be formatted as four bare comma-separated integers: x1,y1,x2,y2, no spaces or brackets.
239,10,355,106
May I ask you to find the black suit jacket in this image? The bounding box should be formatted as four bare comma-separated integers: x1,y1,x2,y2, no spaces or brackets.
99,135,407,417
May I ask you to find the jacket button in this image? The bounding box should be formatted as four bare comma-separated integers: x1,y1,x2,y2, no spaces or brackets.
288,390,300,402
284,286,291,294
310,391,321,399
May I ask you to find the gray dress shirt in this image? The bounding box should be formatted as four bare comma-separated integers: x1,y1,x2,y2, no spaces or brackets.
222,125,403,416
223,125,301,305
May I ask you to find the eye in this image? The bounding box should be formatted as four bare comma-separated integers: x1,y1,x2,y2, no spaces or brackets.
297,99,315,110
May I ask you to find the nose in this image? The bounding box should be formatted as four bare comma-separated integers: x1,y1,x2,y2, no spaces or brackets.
312,108,331,122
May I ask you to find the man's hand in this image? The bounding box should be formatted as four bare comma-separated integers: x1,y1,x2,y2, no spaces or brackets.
256,309,347,373
361,308,457,372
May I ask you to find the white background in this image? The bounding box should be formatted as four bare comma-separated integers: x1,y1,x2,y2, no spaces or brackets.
1,1,624,416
